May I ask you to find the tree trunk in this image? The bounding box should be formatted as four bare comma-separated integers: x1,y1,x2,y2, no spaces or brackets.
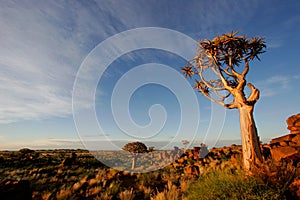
131,155,137,170
238,104,263,173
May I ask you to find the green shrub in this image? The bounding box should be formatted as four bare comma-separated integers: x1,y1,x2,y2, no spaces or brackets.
106,181,121,197
187,170,282,200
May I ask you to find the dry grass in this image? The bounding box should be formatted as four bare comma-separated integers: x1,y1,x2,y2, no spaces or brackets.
1,148,299,200
95,193,112,200
151,181,179,200
56,187,72,200
118,188,135,200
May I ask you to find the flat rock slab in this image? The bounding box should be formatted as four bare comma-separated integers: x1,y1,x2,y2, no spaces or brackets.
271,146,300,161
270,134,295,145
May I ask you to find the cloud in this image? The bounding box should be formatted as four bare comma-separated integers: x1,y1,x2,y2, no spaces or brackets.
0,138,85,150
0,0,261,124
82,134,110,137
267,37,283,49
258,75,300,97
0,1,124,123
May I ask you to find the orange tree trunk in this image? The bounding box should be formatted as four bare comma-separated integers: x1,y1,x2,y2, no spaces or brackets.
238,104,263,173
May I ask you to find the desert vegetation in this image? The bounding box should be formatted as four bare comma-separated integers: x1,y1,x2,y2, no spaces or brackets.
0,141,299,199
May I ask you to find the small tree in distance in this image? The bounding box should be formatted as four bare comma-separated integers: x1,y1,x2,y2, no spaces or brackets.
182,140,189,152
182,31,266,173
123,141,148,170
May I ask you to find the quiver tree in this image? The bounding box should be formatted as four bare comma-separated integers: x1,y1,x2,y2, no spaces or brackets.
182,31,266,173
182,140,189,152
123,141,148,170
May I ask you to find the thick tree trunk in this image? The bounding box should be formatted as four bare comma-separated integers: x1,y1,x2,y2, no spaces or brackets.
238,104,263,173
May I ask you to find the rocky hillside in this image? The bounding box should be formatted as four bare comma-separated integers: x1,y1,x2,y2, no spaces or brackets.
269,113,300,162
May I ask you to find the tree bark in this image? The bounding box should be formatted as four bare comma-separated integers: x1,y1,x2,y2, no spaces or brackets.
238,104,263,173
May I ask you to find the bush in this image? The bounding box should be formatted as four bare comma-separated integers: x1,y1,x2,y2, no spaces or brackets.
187,170,282,200
151,181,179,200
253,160,298,199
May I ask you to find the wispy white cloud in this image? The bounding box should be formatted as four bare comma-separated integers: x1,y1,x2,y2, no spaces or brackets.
0,1,123,123
0,0,261,124
0,138,85,150
267,37,283,49
258,75,300,97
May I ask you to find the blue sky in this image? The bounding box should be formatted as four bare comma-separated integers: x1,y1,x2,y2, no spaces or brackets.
0,0,299,150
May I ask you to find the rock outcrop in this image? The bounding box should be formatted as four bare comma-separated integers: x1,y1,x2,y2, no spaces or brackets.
287,113,300,134
270,113,300,162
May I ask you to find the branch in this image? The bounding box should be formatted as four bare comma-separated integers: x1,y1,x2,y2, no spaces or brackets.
223,68,233,76
224,102,238,109
198,66,226,91
228,56,242,79
246,83,260,105
236,59,249,90
210,56,233,91
212,89,231,100
241,59,249,77
199,87,226,107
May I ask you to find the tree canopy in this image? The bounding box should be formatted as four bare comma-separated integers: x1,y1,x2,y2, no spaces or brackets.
123,141,148,154
182,31,266,109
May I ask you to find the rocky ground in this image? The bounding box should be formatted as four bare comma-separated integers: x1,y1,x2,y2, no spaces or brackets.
0,114,299,199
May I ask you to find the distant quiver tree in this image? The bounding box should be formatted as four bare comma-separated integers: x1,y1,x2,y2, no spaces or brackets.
182,31,266,173
123,141,148,170
182,140,189,152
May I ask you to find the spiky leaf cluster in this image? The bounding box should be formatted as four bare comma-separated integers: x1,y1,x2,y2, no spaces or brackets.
200,31,266,66
182,31,266,109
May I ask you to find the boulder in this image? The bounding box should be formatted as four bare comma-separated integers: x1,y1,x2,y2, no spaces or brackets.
270,146,300,161
269,114,300,162
184,164,200,178
231,155,237,163
291,130,300,134
290,179,300,199
270,134,294,145
292,134,300,145
176,157,186,164
286,113,300,127
286,113,300,133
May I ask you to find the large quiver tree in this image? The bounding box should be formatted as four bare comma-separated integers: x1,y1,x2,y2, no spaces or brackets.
182,31,266,173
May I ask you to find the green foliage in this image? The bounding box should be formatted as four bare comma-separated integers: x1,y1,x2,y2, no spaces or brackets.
106,181,121,197
123,142,148,154
187,170,284,200
138,173,153,187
